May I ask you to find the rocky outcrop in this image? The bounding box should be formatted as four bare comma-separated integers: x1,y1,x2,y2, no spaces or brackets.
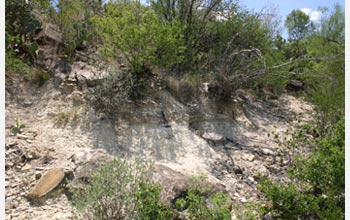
153,164,227,204
34,23,62,70
153,165,192,203
66,61,109,91
5,58,314,219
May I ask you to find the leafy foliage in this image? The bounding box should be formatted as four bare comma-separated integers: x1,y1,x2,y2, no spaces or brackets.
258,118,345,220
11,117,26,135
5,0,54,57
91,0,185,73
285,9,314,41
53,0,102,55
174,175,232,220
303,4,345,129
72,158,174,220
136,182,175,220
89,69,140,118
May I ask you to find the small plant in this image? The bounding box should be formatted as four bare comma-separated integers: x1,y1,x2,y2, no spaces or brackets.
11,117,25,135
6,53,32,76
6,53,51,83
54,106,84,127
233,201,266,220
174,175,232,220
175,198,188,211
55,112,70,126
136,181,175,220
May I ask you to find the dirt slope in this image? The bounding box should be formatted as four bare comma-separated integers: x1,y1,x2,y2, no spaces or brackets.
5,72,314,219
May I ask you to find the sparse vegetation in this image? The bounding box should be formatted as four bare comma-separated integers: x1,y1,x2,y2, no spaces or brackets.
233,201,266,220
54,106,84,127
11,117,26,135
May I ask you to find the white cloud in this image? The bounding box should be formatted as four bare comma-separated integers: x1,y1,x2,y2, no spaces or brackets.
301,8,312,15
310,11,321,21
300,8,321,21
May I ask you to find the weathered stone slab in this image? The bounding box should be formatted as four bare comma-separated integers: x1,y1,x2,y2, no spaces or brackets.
28,168,65,198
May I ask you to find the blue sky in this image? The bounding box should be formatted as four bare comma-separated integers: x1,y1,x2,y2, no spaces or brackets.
240,0,345,38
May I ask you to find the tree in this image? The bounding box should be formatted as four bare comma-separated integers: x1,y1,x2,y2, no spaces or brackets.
258,4,282,40
258,6,345,218
318,4,344,45
53,0,103,55
5,0,53,54
150,0,224,69
91,0,185,73
285,9,314,41
304,4,344,129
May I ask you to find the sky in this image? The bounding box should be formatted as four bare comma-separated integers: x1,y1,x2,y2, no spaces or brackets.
240,0,345,38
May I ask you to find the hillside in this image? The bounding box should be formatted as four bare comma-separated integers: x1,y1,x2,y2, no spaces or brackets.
5,1,344,220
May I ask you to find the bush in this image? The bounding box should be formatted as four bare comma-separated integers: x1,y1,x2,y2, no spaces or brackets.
175,175,232,220
258,118,345,219
72,157,174,220
6,53,51,83
89,69,140,118
6,53,32,76
72,159,232,220
136,182,175,220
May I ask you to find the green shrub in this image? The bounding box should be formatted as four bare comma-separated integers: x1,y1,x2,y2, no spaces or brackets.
233,201,265,220
175,175,232,220
72,158,175,220
6,53,32,76
89,69,140,118
258,118,345,219
90,0,184,73
185,189,231,220
136,182,175,220
53,0,101,56
6,52,51,83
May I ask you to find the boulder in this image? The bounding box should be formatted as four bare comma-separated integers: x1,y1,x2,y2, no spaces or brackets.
66,148,110,190
27,168,65,199
34,23,62,69
152,165,192,203
34,23,62,45
152,165,226,203
70,148,108,165
70,61,108,90
201,131,225,142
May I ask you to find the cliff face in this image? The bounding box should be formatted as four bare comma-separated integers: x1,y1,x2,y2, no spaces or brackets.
5,19,316,218
5,52,314,218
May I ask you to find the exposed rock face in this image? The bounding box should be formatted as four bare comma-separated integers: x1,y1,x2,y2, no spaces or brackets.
5,60,314,219
34,23,62,70
68,61,109,91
